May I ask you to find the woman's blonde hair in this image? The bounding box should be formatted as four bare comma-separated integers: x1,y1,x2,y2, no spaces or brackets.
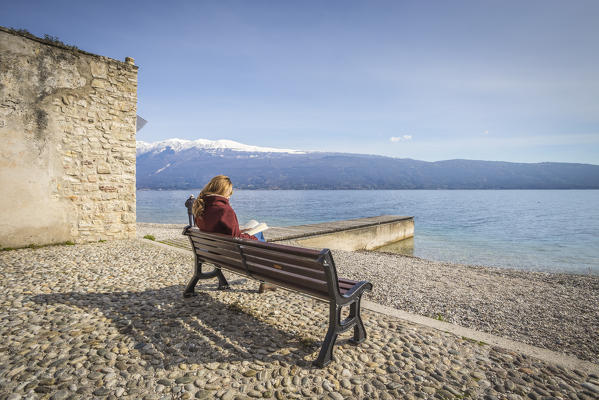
192,175,233,220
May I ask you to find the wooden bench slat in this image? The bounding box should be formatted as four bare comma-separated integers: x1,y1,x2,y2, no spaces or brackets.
248,276,330,301
243,254,327,281
338,281,355,290
237,238,322,257
197,253,243,271
191,242,241,261
194,252,247,274
240,246,324,271
191,236,240,253
192,246,246,267
246,261,329,294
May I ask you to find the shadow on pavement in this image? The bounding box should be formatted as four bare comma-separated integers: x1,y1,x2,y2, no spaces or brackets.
31,281,317,369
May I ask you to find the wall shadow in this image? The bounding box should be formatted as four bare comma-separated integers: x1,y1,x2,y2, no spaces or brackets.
31,281,318,369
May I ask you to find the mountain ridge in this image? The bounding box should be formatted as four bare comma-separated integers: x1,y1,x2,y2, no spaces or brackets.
137,138,306,155
136,138,599,190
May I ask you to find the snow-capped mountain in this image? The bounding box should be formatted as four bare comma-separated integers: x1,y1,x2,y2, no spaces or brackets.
136,138,306,156
136,138,599,190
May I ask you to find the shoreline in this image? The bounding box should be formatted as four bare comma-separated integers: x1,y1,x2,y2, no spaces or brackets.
137,222,597,277
137,222,599,364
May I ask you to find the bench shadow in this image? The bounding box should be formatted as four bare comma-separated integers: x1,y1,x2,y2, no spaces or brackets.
30,282,318,369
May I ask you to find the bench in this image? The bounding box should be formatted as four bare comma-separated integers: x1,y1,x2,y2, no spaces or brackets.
182,226,373,367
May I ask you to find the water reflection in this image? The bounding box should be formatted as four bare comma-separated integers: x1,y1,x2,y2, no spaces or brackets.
375,237,414,256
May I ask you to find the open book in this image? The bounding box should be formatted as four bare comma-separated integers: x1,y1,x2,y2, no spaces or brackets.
240,220,269,236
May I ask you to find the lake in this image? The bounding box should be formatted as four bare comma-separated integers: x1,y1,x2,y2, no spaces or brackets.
137,190,599,275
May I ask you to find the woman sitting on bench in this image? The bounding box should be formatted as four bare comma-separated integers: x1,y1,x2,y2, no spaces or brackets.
191,175,264,241
191,175,274,292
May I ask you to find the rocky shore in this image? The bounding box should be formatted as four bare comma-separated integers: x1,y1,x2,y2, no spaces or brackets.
2,237,599,399
333,250,599,365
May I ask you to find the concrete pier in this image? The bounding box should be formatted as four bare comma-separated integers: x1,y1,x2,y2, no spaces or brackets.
152,215,414,252
265,215,414,251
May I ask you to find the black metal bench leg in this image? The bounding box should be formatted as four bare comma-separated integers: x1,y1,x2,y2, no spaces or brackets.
216,269,230,290
183,258,231,296
314,302,340,368
349,298,366,344
184,260,202,298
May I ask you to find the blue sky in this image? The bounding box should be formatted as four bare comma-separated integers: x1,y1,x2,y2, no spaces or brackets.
3,1,599,164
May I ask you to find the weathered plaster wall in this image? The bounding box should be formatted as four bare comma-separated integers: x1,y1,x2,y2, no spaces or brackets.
0,28,138,247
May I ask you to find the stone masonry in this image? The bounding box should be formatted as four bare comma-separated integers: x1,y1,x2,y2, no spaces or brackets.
0,27,138,247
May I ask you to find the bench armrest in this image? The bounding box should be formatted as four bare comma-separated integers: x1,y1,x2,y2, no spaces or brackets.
339,280,372,305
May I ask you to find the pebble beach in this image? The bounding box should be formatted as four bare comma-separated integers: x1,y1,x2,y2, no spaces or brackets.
0,223,597,399
333,250,599,365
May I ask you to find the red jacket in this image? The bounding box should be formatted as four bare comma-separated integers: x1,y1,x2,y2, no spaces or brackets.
195,195,257,240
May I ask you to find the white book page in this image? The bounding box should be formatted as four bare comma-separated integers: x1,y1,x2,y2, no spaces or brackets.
245,223,269,236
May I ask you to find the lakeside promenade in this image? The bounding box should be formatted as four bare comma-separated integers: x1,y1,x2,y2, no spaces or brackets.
139,223,599,365
0,225,597,399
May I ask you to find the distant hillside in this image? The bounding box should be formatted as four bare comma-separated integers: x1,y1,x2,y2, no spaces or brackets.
136,139,599,190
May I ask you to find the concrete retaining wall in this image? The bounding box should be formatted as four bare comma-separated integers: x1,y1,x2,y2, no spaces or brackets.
293,218,414,251
265,215,414,251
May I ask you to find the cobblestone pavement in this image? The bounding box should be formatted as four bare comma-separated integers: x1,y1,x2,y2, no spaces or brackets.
1,240,599,399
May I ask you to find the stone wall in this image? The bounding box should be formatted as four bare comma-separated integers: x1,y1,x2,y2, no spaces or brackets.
0,27,138,247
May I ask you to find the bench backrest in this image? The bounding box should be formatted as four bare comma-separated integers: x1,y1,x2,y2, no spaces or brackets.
183,227,341,301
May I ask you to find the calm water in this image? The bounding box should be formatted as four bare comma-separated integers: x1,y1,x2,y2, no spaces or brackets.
137,190,599,275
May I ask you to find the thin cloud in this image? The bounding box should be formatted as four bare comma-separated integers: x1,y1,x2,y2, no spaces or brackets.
390,135,412,142
483,130,489,135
